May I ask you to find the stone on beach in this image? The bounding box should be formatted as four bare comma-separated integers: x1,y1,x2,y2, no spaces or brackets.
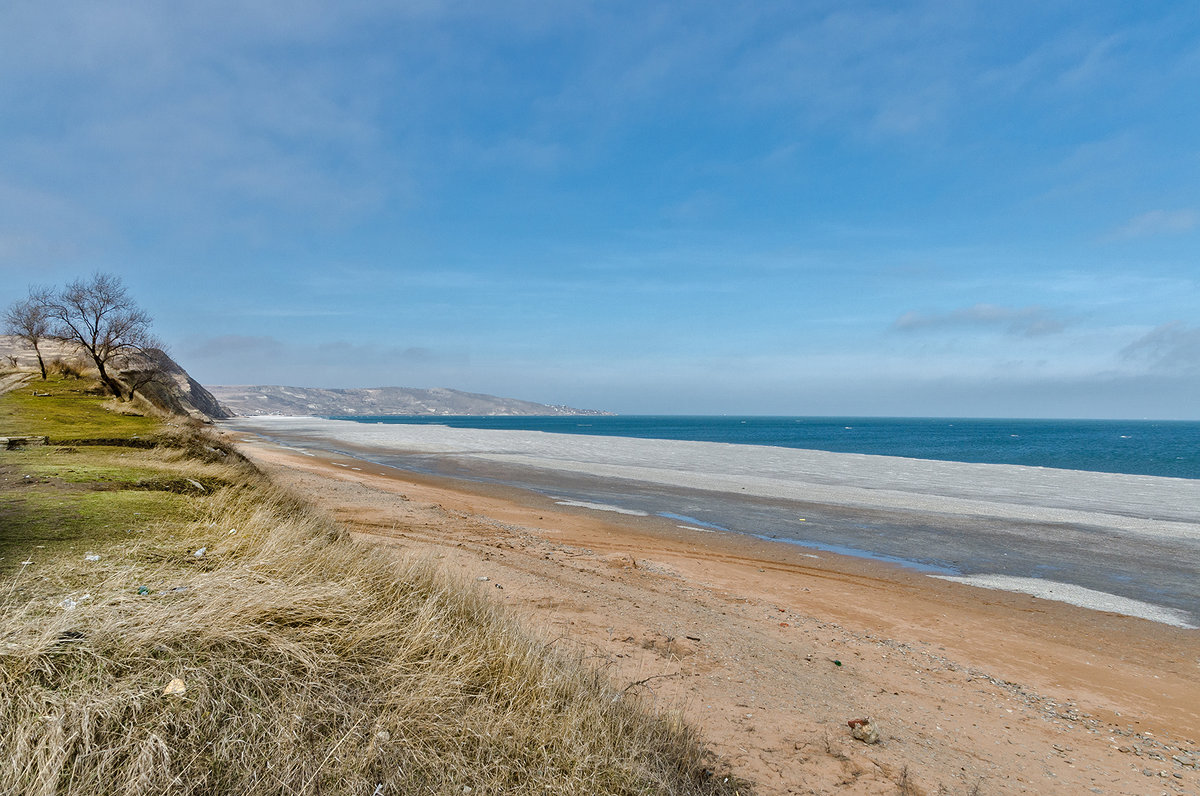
847,717,880,744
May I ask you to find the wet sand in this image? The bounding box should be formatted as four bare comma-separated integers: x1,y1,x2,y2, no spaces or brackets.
228,428,1200,796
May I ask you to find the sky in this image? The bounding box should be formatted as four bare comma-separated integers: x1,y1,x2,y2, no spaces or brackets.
1,1,1198,418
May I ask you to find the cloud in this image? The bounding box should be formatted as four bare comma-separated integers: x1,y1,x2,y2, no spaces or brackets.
1108,209,1198,240
0,0,413,244
1121,322,1200,373
892,304,1067,337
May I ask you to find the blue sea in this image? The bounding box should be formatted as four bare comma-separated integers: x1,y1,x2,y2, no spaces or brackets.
329,415,1200,480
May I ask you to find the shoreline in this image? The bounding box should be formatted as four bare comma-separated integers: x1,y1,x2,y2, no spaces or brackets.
225,416,1200,627
227,428,1200,795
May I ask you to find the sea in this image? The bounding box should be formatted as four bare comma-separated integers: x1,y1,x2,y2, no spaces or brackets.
328,415,1200,480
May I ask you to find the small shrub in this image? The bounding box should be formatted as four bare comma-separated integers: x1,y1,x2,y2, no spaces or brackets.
48,358,85,379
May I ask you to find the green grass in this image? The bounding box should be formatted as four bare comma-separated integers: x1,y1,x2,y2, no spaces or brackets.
15,445,170,484
0,379,216,565
0,374,158,441
0,488,196,564
14,444,232,487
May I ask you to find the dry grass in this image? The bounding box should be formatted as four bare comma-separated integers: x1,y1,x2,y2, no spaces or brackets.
46,358,85,380
1,433,745,795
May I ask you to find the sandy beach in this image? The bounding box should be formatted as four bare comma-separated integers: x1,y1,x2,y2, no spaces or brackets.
225,425,1200,796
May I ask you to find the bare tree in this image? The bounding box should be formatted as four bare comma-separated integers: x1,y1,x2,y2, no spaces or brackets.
3,286,53,379
44,273,156,400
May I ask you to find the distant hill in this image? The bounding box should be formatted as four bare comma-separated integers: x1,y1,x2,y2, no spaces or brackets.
207,385,610,417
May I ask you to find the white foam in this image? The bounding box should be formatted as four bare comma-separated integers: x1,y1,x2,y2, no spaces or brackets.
678,524,717,533
553,499,649,516
932,574,1197,629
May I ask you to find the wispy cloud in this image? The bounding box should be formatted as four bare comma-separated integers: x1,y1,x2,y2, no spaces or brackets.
1107,209,1198,240
892,304,1068,337
1121,322,1200,373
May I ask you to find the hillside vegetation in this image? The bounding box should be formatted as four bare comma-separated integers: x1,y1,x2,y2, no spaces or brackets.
0,375,745,795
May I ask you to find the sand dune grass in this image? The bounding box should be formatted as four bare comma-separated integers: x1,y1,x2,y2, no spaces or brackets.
1,445,744,795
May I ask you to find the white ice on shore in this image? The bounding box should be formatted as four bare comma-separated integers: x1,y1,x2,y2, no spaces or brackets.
932,574,1198,629
553,499,649,516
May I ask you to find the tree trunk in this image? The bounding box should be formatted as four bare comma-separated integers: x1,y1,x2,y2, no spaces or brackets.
94,359,125,400
32,342,46,380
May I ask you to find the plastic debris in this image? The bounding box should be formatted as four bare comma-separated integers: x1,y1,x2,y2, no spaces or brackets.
84,552,100,562
228,528,237,535
59,597,78,611
186,479,206,492
137,586,150,596
163,678,186,696
476,576,489,582
193,547,206,558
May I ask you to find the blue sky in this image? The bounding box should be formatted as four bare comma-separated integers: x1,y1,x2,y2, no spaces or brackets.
2,1,1198,417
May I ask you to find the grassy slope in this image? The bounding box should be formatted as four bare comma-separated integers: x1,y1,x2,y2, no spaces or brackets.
0,376,198,564
0,377,747,795
0,374,159,440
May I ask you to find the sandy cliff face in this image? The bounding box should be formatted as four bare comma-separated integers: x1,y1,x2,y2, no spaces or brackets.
206,384,609,417
117,349,233,420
